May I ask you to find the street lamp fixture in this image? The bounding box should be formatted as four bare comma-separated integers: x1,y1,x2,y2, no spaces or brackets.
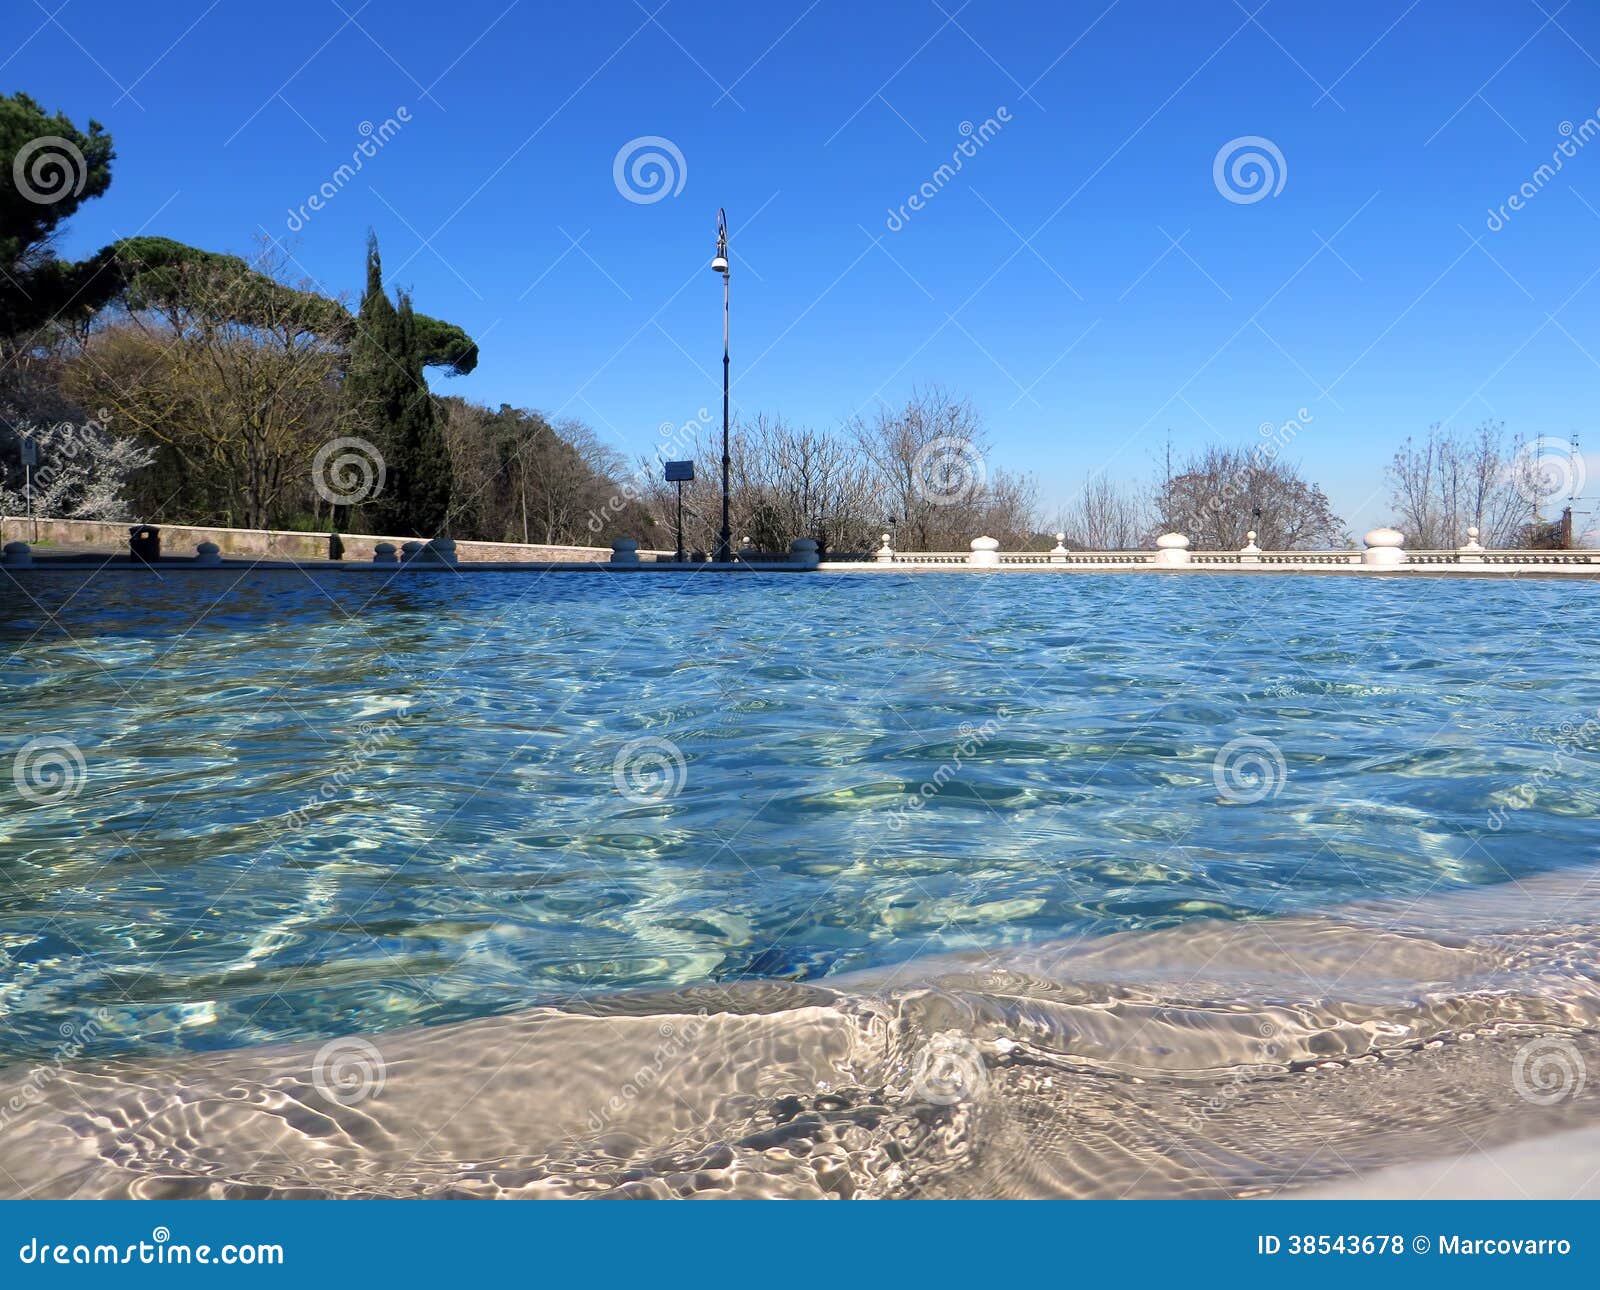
712,208,731,563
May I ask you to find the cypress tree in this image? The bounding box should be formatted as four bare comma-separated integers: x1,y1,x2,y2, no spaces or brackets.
345,232,451,536
394,289,451,536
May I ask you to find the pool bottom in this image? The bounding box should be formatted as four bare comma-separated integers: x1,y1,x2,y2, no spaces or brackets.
4,870,1600,1199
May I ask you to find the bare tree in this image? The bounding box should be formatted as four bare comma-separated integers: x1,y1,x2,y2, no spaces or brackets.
440,400,646,546
850,385,1037,549
724,415,880,554
1151,445,1345,550
1058,474,1148,549
1386,422,1531,548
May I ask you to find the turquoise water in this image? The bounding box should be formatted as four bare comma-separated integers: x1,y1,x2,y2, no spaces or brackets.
3,570,1599,1066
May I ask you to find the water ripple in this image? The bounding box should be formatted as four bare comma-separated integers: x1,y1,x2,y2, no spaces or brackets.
2,570,1598,1065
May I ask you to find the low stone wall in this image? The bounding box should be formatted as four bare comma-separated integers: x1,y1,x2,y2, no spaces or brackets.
0,517,670,564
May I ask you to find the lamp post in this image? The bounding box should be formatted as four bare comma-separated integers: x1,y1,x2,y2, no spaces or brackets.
711,208,731,564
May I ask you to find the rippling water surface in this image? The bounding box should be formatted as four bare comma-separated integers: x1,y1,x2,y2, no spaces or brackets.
3,568,1600,1198
3,569,1599,1064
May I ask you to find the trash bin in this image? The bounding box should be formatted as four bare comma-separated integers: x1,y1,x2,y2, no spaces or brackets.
129,525,161,562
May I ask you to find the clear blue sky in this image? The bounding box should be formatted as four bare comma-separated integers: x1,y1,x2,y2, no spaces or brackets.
17,0,1600,532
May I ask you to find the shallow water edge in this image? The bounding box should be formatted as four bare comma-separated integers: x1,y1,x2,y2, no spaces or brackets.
5,871,1600,1199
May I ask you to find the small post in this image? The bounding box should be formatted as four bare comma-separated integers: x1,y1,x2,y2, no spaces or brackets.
1459,525,1485,563
1361,527,1407,567
423,537,458,566
194,542,222,567
1153,533,1191,566
1240,530,1262,563
21,433,36,542
129,525,161,563
968,536,1000,568
876,533,895,564
2,541,33,568
610,538,640,567
1049,532,1069,564
788,537,820,570
400,541,424,564
373,543,398,565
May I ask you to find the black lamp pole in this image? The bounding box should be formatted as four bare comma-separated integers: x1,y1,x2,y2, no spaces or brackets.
713,209,731,564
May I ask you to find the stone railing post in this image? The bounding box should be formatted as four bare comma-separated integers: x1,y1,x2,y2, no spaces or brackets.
2,541,33,567
1153,533,1191,566
1240,530,1262,563
400,541,424,563
1459,526,1485,563
195,541,222,567
423,537,459,566
968,536,1000,568
609,538,640,567
788,538,820,570
373,543,398,565
1049,533,1069,564
1362,527,1407,566
876,533,895,564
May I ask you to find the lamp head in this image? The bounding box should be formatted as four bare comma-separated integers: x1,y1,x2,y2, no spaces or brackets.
712,206,728,275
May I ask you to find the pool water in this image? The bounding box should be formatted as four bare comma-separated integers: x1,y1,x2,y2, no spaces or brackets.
3,569,1599,1067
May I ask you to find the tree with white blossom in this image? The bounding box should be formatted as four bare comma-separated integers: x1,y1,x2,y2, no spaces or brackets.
0,411,151,521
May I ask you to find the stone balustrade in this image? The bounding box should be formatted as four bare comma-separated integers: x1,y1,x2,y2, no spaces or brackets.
822,526,1600,575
